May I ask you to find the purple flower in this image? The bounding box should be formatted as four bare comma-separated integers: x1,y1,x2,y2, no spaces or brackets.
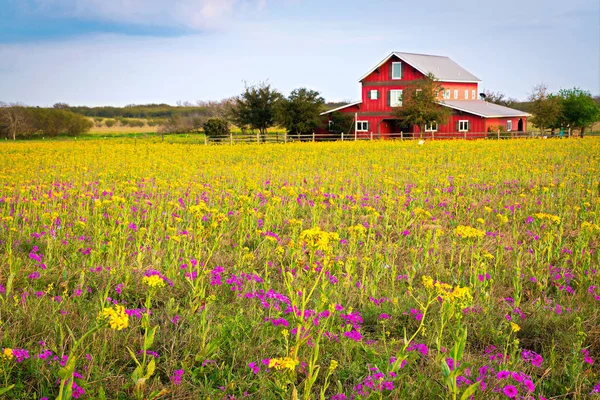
502,385,518,398
523,379,535,392
28,271,41,279
248,362,260,374
343,329,362,342
170,369,184,385
497,370,510,380
12,348,30,363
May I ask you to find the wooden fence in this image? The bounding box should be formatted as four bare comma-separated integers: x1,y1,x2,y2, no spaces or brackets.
199,130,599,145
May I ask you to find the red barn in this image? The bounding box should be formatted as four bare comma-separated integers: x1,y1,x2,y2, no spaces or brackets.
320,52,529,139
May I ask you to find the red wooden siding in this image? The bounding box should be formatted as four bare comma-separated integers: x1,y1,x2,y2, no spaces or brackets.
362,55,425,83
485,117,527,132
439,83,479,100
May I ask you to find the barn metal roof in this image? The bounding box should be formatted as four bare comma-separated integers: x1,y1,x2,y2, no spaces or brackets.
440,100,530,118
359,52,481,83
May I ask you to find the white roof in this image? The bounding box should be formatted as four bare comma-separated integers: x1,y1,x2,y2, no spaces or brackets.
440,100,530,118
359,52,481,83
320,101,362,115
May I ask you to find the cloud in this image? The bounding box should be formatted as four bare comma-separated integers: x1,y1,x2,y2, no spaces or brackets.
28,0,267,30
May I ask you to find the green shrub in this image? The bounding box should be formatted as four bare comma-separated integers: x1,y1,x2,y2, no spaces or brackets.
203,118,229,141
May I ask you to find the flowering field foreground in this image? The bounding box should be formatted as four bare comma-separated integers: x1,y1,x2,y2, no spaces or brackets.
0,139,599,400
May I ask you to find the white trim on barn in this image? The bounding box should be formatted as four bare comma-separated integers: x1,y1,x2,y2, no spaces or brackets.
320,101,362,115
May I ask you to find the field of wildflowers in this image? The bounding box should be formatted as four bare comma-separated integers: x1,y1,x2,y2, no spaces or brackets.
0,138,599,399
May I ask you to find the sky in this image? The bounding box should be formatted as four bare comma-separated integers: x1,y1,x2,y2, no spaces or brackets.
0,0,599,107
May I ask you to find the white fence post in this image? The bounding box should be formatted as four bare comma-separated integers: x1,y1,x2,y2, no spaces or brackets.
230,132,233,145
312,132,315,142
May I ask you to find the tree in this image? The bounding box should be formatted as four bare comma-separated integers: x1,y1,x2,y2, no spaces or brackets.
203,118,230,142
276,88,325,139
325,111,354,138
229,82,282,142
483,90,517,107
528,84,562,134
558,88,600,137
0,103,29,140
392,73,451,138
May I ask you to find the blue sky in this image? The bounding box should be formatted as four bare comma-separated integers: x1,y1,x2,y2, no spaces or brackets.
0,0,598,106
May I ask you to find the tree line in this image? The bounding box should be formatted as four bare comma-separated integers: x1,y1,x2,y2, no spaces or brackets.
162,84,345,141
527,85,600,137
0,104,93,140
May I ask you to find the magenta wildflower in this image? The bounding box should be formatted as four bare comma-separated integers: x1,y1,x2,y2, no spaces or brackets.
502,385,518,398
248,362,260,374
523,379,535,392
170,369,184,385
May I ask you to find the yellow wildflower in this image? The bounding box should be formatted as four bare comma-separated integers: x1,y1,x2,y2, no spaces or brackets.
510,322,521,333
142,275,166,288
3,348,13,359
299,227,339,251
99,304,129,331
422,275,434,289
268,357,298,371
454,225,486,239
329,359,339,372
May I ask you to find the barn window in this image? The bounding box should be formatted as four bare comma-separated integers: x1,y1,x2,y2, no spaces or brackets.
464,90,469,99
444,90,450,99
369,90,379,100
471,90,476,100
356,121,369,132
454,90,458,99
389,90,403,107
506,120,513,132
392,62,402,79
458,120,469,132
425,122,438,132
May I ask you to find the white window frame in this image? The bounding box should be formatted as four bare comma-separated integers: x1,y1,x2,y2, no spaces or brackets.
444,90,450,99
390,89,403,107
369,89,379,100
472,90,476,100
356,121,369,132
458,120,469,132
464,90,469,99
425,121,438,132
506,120,513,132
453,90,458,99
391,62,402,80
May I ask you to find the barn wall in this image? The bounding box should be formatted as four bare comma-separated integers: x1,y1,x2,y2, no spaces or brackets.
362,55,425,83
485,117,527,132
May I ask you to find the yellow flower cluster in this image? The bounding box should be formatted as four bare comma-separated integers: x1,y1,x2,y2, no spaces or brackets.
268,357,298,371
299,227,340,251
454,225,486,239
422,275,473,307
347,224,367,238
143,275,166,288
99,305,129,331
581,221,600,234
510,322,521,333
3,348,13,359
534,213,561,225
496,214,509,224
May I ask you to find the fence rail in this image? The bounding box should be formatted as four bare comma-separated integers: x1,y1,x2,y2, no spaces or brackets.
200,131,599,145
